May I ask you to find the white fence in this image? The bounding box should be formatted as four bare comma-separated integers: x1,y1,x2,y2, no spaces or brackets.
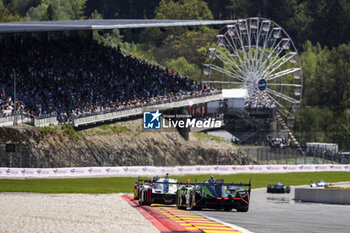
1,164,349,178
71,94,223,127
0,114,57,127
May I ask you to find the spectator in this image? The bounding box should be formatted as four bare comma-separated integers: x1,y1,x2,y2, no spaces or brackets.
0,36,214,122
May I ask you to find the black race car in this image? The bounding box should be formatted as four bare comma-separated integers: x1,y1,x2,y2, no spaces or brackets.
266,183,290,193
176,176,251,212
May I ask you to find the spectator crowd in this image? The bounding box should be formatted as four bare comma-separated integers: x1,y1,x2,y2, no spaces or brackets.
265,135,291,149
0,36,208,122
246,90,276,111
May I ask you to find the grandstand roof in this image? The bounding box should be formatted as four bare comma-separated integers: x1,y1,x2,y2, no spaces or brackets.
0,19,237,33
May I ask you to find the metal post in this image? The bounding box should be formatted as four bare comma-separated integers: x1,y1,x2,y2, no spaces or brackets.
58,149,61,167
69,148,72,167
29,150,32,168
80,149,82,167
9,153,13,167
48,148,51,168
19,146,22,168
0,146,2,167
89,150,92,167
285,149,287,165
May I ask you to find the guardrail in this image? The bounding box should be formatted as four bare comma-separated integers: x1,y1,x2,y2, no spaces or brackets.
33,116,58,127
0,115,14,126
0,94,223,128
0,113,57,127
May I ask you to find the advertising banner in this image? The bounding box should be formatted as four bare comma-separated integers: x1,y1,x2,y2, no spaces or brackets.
0,164,349,178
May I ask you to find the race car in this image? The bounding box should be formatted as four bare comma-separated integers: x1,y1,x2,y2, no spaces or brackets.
310,180,328,187
134,174,178,206
176,176,251,212
266,183,290,193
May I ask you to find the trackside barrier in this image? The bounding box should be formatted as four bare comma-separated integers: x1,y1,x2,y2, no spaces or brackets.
0,115,14,126
0,164,349,178
33,116,58,127
294,188,350,204
71,94,223,127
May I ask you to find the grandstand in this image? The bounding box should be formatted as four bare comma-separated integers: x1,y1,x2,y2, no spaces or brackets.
0,19,232,127
0,18,295,147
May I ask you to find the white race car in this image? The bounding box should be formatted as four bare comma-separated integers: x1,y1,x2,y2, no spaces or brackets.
310,180,328,187
134,174,178,205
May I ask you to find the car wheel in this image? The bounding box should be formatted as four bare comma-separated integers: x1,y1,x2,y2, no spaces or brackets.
177,196,186,210
223,207,232,211
134,187,139,200
286,187,291,193
236,205,249,212
138,190,144,205
190,192,201,210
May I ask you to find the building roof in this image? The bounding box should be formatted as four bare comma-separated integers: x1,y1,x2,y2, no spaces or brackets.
222,88,249,99
0,19,237,33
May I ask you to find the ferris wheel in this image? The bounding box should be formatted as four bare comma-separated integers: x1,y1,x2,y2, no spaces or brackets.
203,17,302,124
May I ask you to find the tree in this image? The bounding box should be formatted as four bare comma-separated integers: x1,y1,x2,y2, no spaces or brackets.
166,57,199,79
25,0,86,21
144,0,213,46
0,0,21,22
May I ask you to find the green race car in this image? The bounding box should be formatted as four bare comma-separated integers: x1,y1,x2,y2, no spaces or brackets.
176,176,251,212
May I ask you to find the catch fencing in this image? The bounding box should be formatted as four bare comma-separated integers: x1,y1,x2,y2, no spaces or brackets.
241,146,350,165
1,144,349,169
0,144,251,168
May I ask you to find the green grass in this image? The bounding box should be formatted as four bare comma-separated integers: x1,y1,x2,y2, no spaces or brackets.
0,172,349,194
193,132,227,143
83,124,131,136
60,124,83,139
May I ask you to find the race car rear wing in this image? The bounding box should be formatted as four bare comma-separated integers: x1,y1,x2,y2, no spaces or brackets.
135,177,251,194
186,180,252,195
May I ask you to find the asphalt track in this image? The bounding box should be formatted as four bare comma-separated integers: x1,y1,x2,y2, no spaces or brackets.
194,187,350,233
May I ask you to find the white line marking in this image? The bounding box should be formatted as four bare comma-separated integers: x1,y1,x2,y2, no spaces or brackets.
195,211,254,233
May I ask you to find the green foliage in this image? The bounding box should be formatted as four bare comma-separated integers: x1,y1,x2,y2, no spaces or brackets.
94,29,124,48
166,57,200,80
60,124,83,140
192,132,226,143
25,0,86,21
0,172,348,193
155,0,213,20
35,125,57,133
98,124,130,135
0,0,21,22
294,41,350,149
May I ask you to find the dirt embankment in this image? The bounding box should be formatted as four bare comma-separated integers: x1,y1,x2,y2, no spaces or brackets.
0,120,255,167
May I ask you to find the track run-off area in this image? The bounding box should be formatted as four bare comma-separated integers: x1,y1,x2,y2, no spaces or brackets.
123,195,251,233
123,184,350,233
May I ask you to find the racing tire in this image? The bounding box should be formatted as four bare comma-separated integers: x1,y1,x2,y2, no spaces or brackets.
236,205,249,212
190,192,201,210
176,196,187,210
134,187,139,200
138,191,144,205
285,187,291,193
223,208,233,211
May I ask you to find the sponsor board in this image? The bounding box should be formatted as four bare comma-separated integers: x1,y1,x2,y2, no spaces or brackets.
0,165,348,178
